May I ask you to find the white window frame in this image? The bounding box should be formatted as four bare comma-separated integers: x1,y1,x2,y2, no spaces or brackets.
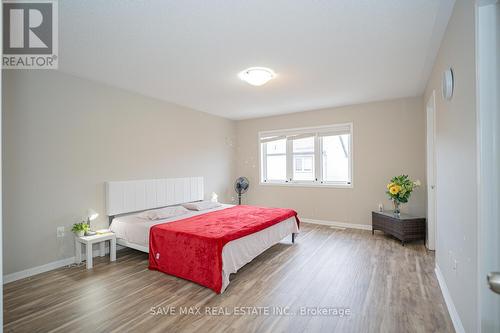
259,123,353,188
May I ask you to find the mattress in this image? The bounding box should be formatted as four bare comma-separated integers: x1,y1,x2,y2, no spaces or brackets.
110,204,299,292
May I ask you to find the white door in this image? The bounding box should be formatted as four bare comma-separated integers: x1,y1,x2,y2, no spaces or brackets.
478,2,500,332
426,90,436,251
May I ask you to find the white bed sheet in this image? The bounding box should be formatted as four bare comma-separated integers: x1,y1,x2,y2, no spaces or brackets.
109,204,299,292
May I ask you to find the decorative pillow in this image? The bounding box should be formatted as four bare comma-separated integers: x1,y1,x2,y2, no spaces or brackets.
182,201,221,211
137,206,189,220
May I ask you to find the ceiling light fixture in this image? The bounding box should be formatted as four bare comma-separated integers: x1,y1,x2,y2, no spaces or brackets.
238,67,276,86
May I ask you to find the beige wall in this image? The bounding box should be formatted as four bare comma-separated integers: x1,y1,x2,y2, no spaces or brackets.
424,0,478,331
2,70,236,275
2,72,427,276
235,97,426,226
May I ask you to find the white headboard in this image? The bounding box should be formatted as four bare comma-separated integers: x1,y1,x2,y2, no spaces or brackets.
105,177,204,216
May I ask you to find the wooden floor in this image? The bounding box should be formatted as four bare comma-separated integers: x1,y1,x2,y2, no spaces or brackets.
4,224,453,333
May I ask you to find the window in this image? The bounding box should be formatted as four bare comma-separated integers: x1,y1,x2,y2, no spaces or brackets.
260,123,352,187
263,138,286,181
293,136,315,181
321,134,350,183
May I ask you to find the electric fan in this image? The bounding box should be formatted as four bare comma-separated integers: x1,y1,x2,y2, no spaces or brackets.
234,177,249,205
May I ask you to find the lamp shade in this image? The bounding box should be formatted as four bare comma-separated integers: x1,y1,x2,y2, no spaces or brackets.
87,208,99,221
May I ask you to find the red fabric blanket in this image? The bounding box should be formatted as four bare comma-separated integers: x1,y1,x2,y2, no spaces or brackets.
148,205,299,293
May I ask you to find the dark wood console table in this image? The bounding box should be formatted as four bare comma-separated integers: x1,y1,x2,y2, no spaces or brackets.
372,211,426,245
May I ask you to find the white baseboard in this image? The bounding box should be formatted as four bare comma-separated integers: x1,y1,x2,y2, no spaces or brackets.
301,218,372,231
3,256,76,284
3,245,123,284
435,264,465,333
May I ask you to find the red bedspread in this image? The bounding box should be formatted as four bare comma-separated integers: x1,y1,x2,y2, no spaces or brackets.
148,205,299,293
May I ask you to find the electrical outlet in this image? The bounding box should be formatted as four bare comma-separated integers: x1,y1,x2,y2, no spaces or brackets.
57,226,65,238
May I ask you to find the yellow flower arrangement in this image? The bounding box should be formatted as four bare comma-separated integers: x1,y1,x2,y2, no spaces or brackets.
386,175,420,214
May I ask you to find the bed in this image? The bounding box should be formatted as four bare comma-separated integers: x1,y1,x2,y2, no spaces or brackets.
106,177,299,293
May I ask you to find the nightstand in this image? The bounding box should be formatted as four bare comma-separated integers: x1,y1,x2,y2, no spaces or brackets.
75,232,116,269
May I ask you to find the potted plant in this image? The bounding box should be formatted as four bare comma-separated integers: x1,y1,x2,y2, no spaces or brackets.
71,222,89,237
386,175,421,216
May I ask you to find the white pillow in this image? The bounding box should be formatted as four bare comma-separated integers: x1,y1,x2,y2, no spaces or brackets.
137,206,189,220
182,201,221,211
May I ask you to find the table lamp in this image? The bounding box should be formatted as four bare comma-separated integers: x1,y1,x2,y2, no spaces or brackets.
85,208,99,236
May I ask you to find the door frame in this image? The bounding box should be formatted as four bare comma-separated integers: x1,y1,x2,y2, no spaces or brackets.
426,90,437,251
0,2,3,329
476,1,499,332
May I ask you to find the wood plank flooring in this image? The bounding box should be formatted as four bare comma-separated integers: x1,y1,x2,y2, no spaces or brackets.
4,224,454,333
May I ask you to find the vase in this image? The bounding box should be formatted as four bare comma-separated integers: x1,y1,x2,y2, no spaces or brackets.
393,200,401,217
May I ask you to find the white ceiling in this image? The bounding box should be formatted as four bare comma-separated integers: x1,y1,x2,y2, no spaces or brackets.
58,0,455,120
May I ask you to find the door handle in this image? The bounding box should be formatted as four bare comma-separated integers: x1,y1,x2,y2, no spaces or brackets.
487,272,500,294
